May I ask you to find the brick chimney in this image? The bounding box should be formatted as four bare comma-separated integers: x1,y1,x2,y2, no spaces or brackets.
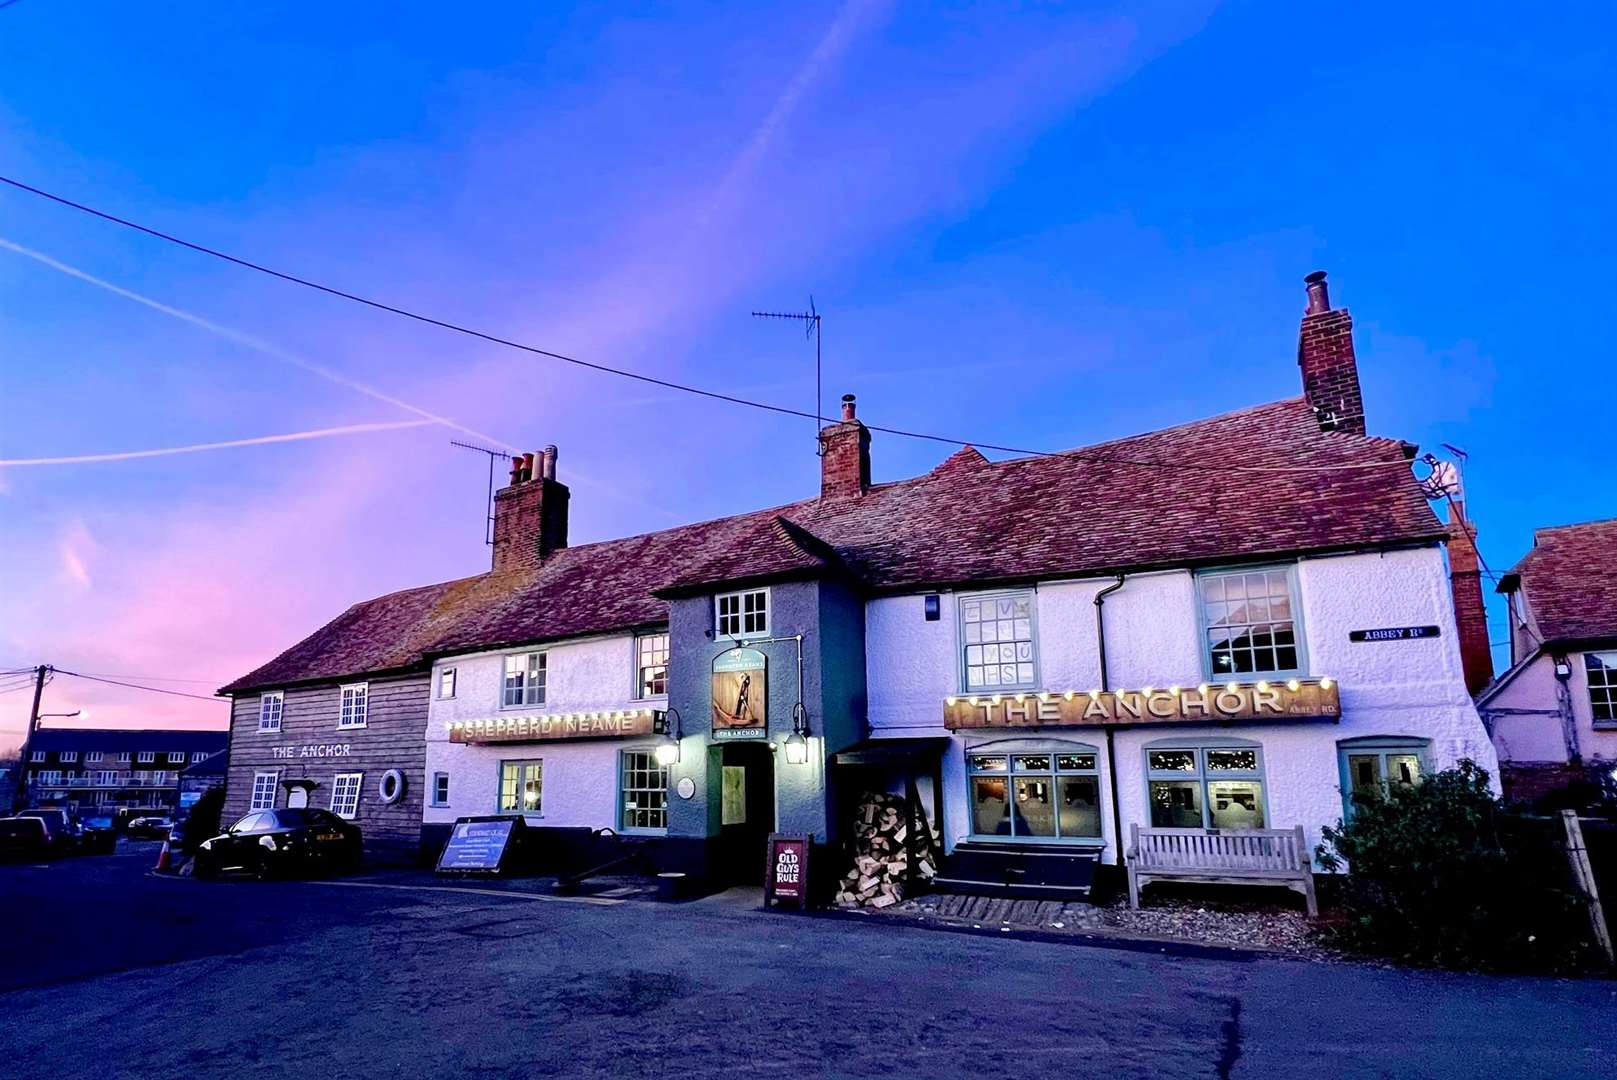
491,445,569,571
1297,271,1366,435
1446,498,1495,696
819,394,871,500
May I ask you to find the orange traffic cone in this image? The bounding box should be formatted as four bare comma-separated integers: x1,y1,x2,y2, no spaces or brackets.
154,841,172,873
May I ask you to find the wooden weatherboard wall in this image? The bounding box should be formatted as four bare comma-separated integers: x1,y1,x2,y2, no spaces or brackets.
225,674,430,863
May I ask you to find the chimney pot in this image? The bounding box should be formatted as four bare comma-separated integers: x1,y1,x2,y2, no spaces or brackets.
521,452,537,483
541,445,558,481
509,456,524,485
841,394,857,422
492,446,571,570
1304,270,1330,314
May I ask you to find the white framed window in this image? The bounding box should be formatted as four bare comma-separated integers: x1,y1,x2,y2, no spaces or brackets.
967,745,1100,841
93,770,117,786
151,770,167,786
137,751,155,764
258,691,284,732
1145,739,1268,831
167,752,186,765
619,750,669,832
1586,652,1617,724
133,770,150,783
38,770,63,785
192,751,208,763
86,751,103,764
1197,566,1304,678
117,752,131,764
960,590,1038,692
29,751,44,762
330,772,364,819
498,759,543,813
502,653,546,708
431,772,450,807
339,683,369,729
60,751,78,763
438,667,457,700
636,632,669,699
1338,737,1430,817
716,588,769,639
249,770,279,811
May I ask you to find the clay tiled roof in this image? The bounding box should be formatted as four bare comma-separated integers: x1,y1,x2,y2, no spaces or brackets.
222,397,1444,693
1500,517,1617,647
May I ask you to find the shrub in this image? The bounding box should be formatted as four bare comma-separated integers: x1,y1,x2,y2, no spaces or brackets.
1317,759,1600,973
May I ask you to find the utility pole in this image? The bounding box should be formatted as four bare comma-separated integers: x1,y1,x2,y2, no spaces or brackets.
12,664,50,812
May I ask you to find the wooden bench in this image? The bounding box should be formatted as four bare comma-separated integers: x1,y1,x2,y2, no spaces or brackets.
1126,824,1318,916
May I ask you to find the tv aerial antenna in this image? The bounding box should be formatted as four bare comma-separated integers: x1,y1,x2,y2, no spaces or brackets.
1418,443,1467,503
451,440,509,545
751,297,823,454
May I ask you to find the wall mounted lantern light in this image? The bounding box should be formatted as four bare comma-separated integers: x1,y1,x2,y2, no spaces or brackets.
784,703,811,765
655,707,682,767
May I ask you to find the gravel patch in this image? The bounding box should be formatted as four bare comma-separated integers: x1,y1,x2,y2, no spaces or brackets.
888,891,1338,960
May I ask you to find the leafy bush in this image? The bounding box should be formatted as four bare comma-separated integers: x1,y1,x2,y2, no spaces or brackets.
1317,759,1600,973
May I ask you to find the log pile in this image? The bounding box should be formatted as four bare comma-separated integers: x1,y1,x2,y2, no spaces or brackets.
834,789,940,909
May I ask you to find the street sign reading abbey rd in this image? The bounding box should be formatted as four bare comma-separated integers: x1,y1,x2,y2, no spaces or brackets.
1349,626,1441,643
943,680,1340,730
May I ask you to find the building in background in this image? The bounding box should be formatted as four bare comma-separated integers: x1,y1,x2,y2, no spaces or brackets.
1479,518,1617,803
19,729,227,816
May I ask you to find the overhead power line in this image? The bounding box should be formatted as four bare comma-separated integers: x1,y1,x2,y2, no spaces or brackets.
1,174,1421,477
53,668,224,702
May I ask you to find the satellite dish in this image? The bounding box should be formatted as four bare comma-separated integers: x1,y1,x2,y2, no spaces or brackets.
1419,460,1460,500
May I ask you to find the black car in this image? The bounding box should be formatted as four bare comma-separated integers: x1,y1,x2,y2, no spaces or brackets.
18,809,83,853
126,816,174,840
192,809,362,880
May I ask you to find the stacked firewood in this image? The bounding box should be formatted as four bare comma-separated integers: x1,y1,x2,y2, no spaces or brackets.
834,790,940,909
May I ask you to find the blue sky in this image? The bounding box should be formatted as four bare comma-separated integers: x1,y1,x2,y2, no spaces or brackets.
1,2,1612,744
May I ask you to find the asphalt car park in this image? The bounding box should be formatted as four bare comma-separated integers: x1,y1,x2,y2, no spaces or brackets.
3,850,1615,1078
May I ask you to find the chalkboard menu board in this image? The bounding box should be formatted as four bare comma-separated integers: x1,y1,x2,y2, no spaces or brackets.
436,816,523,874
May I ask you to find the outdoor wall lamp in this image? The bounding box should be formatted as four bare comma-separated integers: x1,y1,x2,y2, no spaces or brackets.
784,703,810,765
655,707,682,767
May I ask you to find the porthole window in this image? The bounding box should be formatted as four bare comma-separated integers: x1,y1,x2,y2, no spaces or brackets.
378,769,406,805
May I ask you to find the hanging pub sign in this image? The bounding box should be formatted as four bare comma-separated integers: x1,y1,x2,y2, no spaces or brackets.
765,833,812,909
712,647,767,740
944,679,1341,730
1349,625,1441,643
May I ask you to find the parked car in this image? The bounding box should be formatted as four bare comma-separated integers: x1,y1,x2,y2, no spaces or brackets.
126,816,174,840
79,814,118,854
192,809,362,880
0,816,58,861
18,808,83,852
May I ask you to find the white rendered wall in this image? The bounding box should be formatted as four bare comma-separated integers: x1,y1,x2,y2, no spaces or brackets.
423,633,665,828
1487,650,1617,765
865,547,1499,864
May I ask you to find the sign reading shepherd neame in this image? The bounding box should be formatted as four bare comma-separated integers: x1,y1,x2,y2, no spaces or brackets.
943,680,1340,730
450,710,657,745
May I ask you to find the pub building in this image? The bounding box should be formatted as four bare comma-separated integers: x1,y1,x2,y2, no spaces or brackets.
224,272,1498,895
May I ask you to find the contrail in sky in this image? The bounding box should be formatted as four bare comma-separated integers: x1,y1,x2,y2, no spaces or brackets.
0,235,682,518
0,235,519,452
0,420,434,467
